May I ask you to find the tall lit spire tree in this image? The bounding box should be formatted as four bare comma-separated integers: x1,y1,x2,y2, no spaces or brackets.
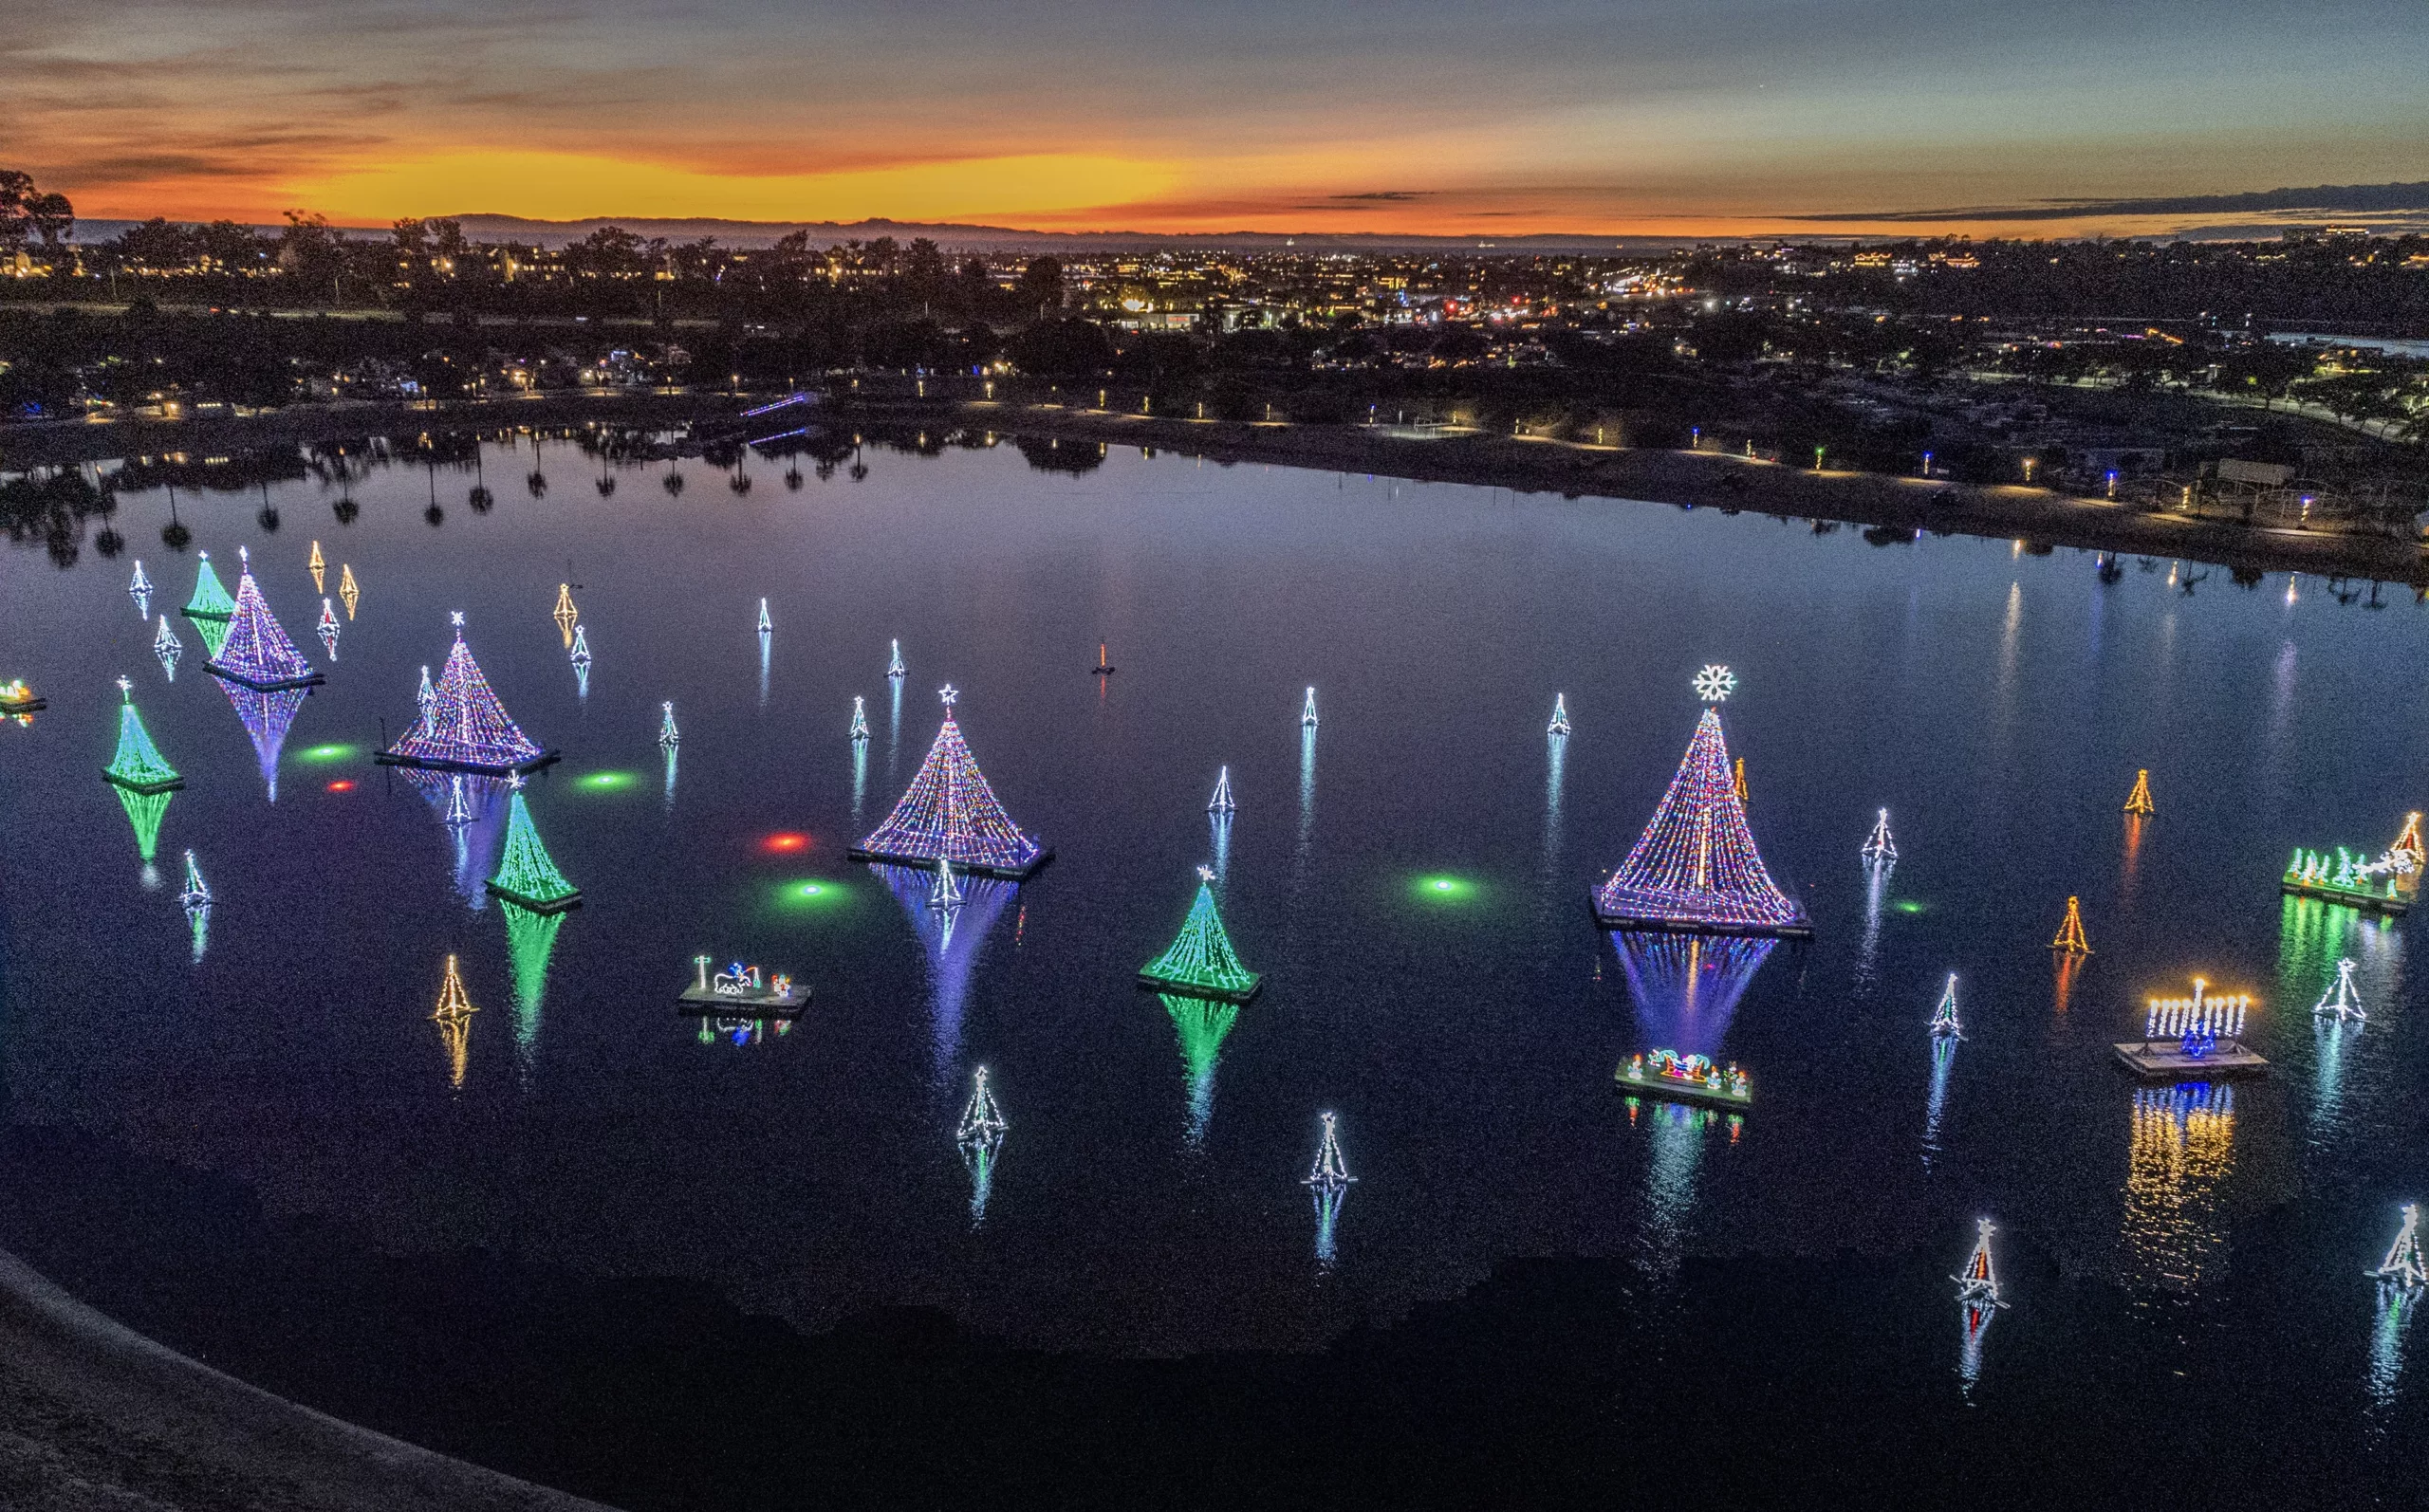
1930,973,1963,1038
416,665,436,715
339,562,360,619
850,695,870,742
180,551,236,656
486,777,582,913
1593,667,1808,936
2051,895,2093,954
317,598,340,662
1548,693,1571,736
380,614,556,775
307,540,325,594
552,584,579,648
887,638,905,678
2123,768,2156,817
1300,687,1320,728
1954,1217,2007,1306
178,850,212,964
2371,1204,2428,1289
432,953,478,1091
102,677,183,794
205,548,323,691
851,686,1048,877
1140,867,1261,1002
2314,957,2366,1021
956,1065,1007,1227
658,701,680,747
130,560,152,615
1208,765,1235,814
1304,1111,1354,1271
1304,1111,1355,1189
1862,808,1898,864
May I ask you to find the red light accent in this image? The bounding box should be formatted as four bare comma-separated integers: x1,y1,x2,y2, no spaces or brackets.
327,780,356,792
761,832,810,854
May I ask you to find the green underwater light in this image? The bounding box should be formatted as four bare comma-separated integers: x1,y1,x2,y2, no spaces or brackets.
298,743,357,765
575,769,640,793
1413,874,1481,904
1895,899,1926,914
772,877,854,912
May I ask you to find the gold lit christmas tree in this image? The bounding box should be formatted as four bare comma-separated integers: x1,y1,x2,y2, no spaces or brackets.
2123,768,2155,817
2051,895,2092,954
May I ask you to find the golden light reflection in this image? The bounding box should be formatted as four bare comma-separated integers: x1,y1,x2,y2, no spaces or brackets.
2122,1083,2236,1295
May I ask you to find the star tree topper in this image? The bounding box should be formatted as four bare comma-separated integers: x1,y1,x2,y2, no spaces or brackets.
939,684,958,708
1693,664,1736,703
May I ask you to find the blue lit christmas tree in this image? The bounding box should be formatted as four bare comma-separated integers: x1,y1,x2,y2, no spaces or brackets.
205,548,322,691
1593,668,1808,936
380,614,555,774
852,686,1048,877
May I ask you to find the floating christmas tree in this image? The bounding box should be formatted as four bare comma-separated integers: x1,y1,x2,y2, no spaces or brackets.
0,679,42,718
486,778,582,913
1953,1218,2007,1306
380,614,554,774
317,598,340,661
1304,1112,1355,1190
130,561,152,613
2050,895,2092,954
1862,807,1898,864
416,664,436,714
2394,812,2426,872
957,1065,1007,1143
2371,1205,2428,1289
206,548,322,690
1592,669,1808,936
308,540,325,594
1300,686,1320,728
552,584,579,648
849,695,869,742
180,552,237,655
1548,693,1571,736
568,624,592,668
758,598,772,635
1092,641,1116,675
1208,765,1235,814
153,615,183,680
2123,768,2156,817
442,775,475,827
887,638,905,678
930,856,964,909
218,681,306,801
2314,957,2366,1021
851,686,1048,877
1930,973,1962,1038
338,563,360,619
658,701,679,747
102,677,183,793
1140,866,1261,1002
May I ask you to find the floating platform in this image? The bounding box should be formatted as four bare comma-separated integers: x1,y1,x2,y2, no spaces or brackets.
205,663,326,693
1589,894,1814,940
2279,877,2409,915
3,694,48,715
2112,1040,2271,1080
376,749,562,778
178,607,232,628
847,846,1052,882
484,881,583,915
678,982,808,1016
1617,1063,1752,1112
1136,972,1261,1005
102,767,185,796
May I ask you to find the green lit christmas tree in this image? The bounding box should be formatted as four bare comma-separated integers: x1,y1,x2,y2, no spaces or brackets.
484,778,582,913
181,552,237,656
1139,866,1260,1002
102,678,183,793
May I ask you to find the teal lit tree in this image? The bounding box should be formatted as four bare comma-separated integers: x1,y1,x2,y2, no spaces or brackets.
181,552,236,656
486,779,582,913
102,678,182,793
502,901,566,1080
1140,867,1260,1001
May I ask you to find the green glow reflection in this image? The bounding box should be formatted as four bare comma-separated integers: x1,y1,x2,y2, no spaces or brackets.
575,769,640,793
298,743,358,765
772,877,854,912
1412,874,1480,904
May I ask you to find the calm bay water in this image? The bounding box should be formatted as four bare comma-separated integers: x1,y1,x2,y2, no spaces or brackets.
4,433,2427,1395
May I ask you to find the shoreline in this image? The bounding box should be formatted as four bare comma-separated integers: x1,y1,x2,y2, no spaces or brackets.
0,1243,616,1511
7,389,2423,586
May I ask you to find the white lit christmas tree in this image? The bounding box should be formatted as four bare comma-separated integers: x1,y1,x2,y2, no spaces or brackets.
1930,973,1962,1038
2371,1205,2427,1289
930,856,964,909
888,638,906,678
957,1065,1007,1143
1548,693,1571,736
1303,1111,1355,1190
1300,686,1320,728
658,701,680,747
1862,808,1897,864
153,615,182,680
1953,1218,2006,1306
850,695,870,742
757,597,772,635
1209,765,1235,814
2314,957,2366,1021
131,561,152,614
317,598,340,661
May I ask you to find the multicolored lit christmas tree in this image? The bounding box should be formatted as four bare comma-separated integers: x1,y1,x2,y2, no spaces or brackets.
1592,670,1807,936
317,598,340,662
851,686,1048,877
1140,867,1260,1002
380,614,555,774
102,678,183,793
206,549,322,690
181,552,236,655
486,779,582,913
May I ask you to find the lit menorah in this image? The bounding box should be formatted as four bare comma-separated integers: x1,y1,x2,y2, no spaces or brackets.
2144,977,2251,1055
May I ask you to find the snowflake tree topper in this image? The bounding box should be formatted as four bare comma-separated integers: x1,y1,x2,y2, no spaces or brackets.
1693,665,1736,703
